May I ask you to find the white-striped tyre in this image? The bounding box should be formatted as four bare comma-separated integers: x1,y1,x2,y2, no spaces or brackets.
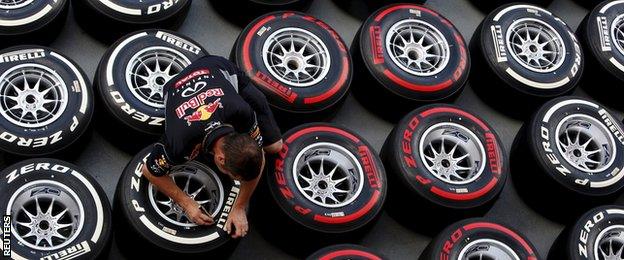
113,146,240,255
0,46,93,156
0,0,68,43
0,159,112,260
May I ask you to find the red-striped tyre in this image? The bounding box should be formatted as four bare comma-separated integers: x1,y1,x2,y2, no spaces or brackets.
352,4,469,103
268,123,386,233
233,12,352,115
307,244,385,260
381,104,506,225
420,218,540,260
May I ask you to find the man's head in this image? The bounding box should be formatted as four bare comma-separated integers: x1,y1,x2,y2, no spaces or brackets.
209,133,263,181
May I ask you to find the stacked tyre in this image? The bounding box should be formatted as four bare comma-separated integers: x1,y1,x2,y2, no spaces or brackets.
0,46,93,157
95,29,208,137
307,244,385,260
0,159,112,259
471,3,583,117
233,12,352,126
262,123,386,255
0,0,68,47
381,104,507,231
113,146,241,256
352,4,470,117
512,97,624,221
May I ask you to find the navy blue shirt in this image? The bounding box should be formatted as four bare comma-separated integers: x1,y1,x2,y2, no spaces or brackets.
145,55,281,177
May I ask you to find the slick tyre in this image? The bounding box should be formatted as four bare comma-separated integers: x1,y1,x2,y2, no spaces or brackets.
0,0,68,46
549,205,624,260
307,244,385,260
578,0,624,109
381,104,506,226
352,4,470,104
234,12,352,115
95,29,207,135
0,46,93,156
471,4,583,116
114,146,240,255
512,97,624,218
268,123,386,233
420,218,540,260
0,159,112,260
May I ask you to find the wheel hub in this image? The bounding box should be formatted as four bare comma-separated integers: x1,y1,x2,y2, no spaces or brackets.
507,18,565,73
0,64,68,128
556,114,616,173
293,142,364,208
611,14,624,56
419,122,486,185
459,239,520,260
386,18,450,77
0,0,32,9
595,225,624,260
262,27,331,87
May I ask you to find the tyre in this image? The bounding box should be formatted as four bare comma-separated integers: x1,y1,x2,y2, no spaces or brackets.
0,158,112,259
471,4,583,116
0,0,68,47
420,218,540,260
0,46,94,156
95,29,208,135
248,0,311,10
352,4,470,104
233,11,352,116
380,104,506,227
72,0,191,42
511,97,624,219
469,0,553,11
549,205,624,260
307,244,385,260
578,0,624,109
267,123,386,233
113,146,240,255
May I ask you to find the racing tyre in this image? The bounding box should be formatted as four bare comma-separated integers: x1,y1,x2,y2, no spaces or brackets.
469,0,554,11
113,146,241,256
0,0,68,47
511,97,624,221
380,104,506,231
0,159,112,260
233,12,353,122
420,218,540,260
0,46,94,156
471,4,583,118
72,0,191,42
352,4,470,114
549,205,624,260
210,0,312,27
95,29,207,136
578,0,624,109
307,244,385,260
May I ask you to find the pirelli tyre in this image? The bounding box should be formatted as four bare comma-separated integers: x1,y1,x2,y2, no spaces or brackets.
578,0,624,109
307,244,385,260
549,205,624,260
95,29,207,136
420,218,540,260
268,123,386,234
114,146,240,255
0,0,68,46
380,104,506,228
511,97,624,219
352,4,470,105
469,0,554,11
0,46,94,156
233,11,352,116
471,4,583,116
0,159,112,260
72,0,191,42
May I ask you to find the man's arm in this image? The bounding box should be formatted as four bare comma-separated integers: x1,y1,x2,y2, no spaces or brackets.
224,152,265,238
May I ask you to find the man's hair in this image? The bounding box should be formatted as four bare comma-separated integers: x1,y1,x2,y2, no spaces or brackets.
220,133,263,181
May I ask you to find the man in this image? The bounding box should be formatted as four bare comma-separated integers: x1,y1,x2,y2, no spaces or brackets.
141,55,283,239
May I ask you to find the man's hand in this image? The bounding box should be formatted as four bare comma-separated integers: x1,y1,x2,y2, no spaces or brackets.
224,206,248,238
182,199,214,226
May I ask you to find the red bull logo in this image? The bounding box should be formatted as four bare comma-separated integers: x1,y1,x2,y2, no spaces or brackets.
184,98,222,125
175,88,224,118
